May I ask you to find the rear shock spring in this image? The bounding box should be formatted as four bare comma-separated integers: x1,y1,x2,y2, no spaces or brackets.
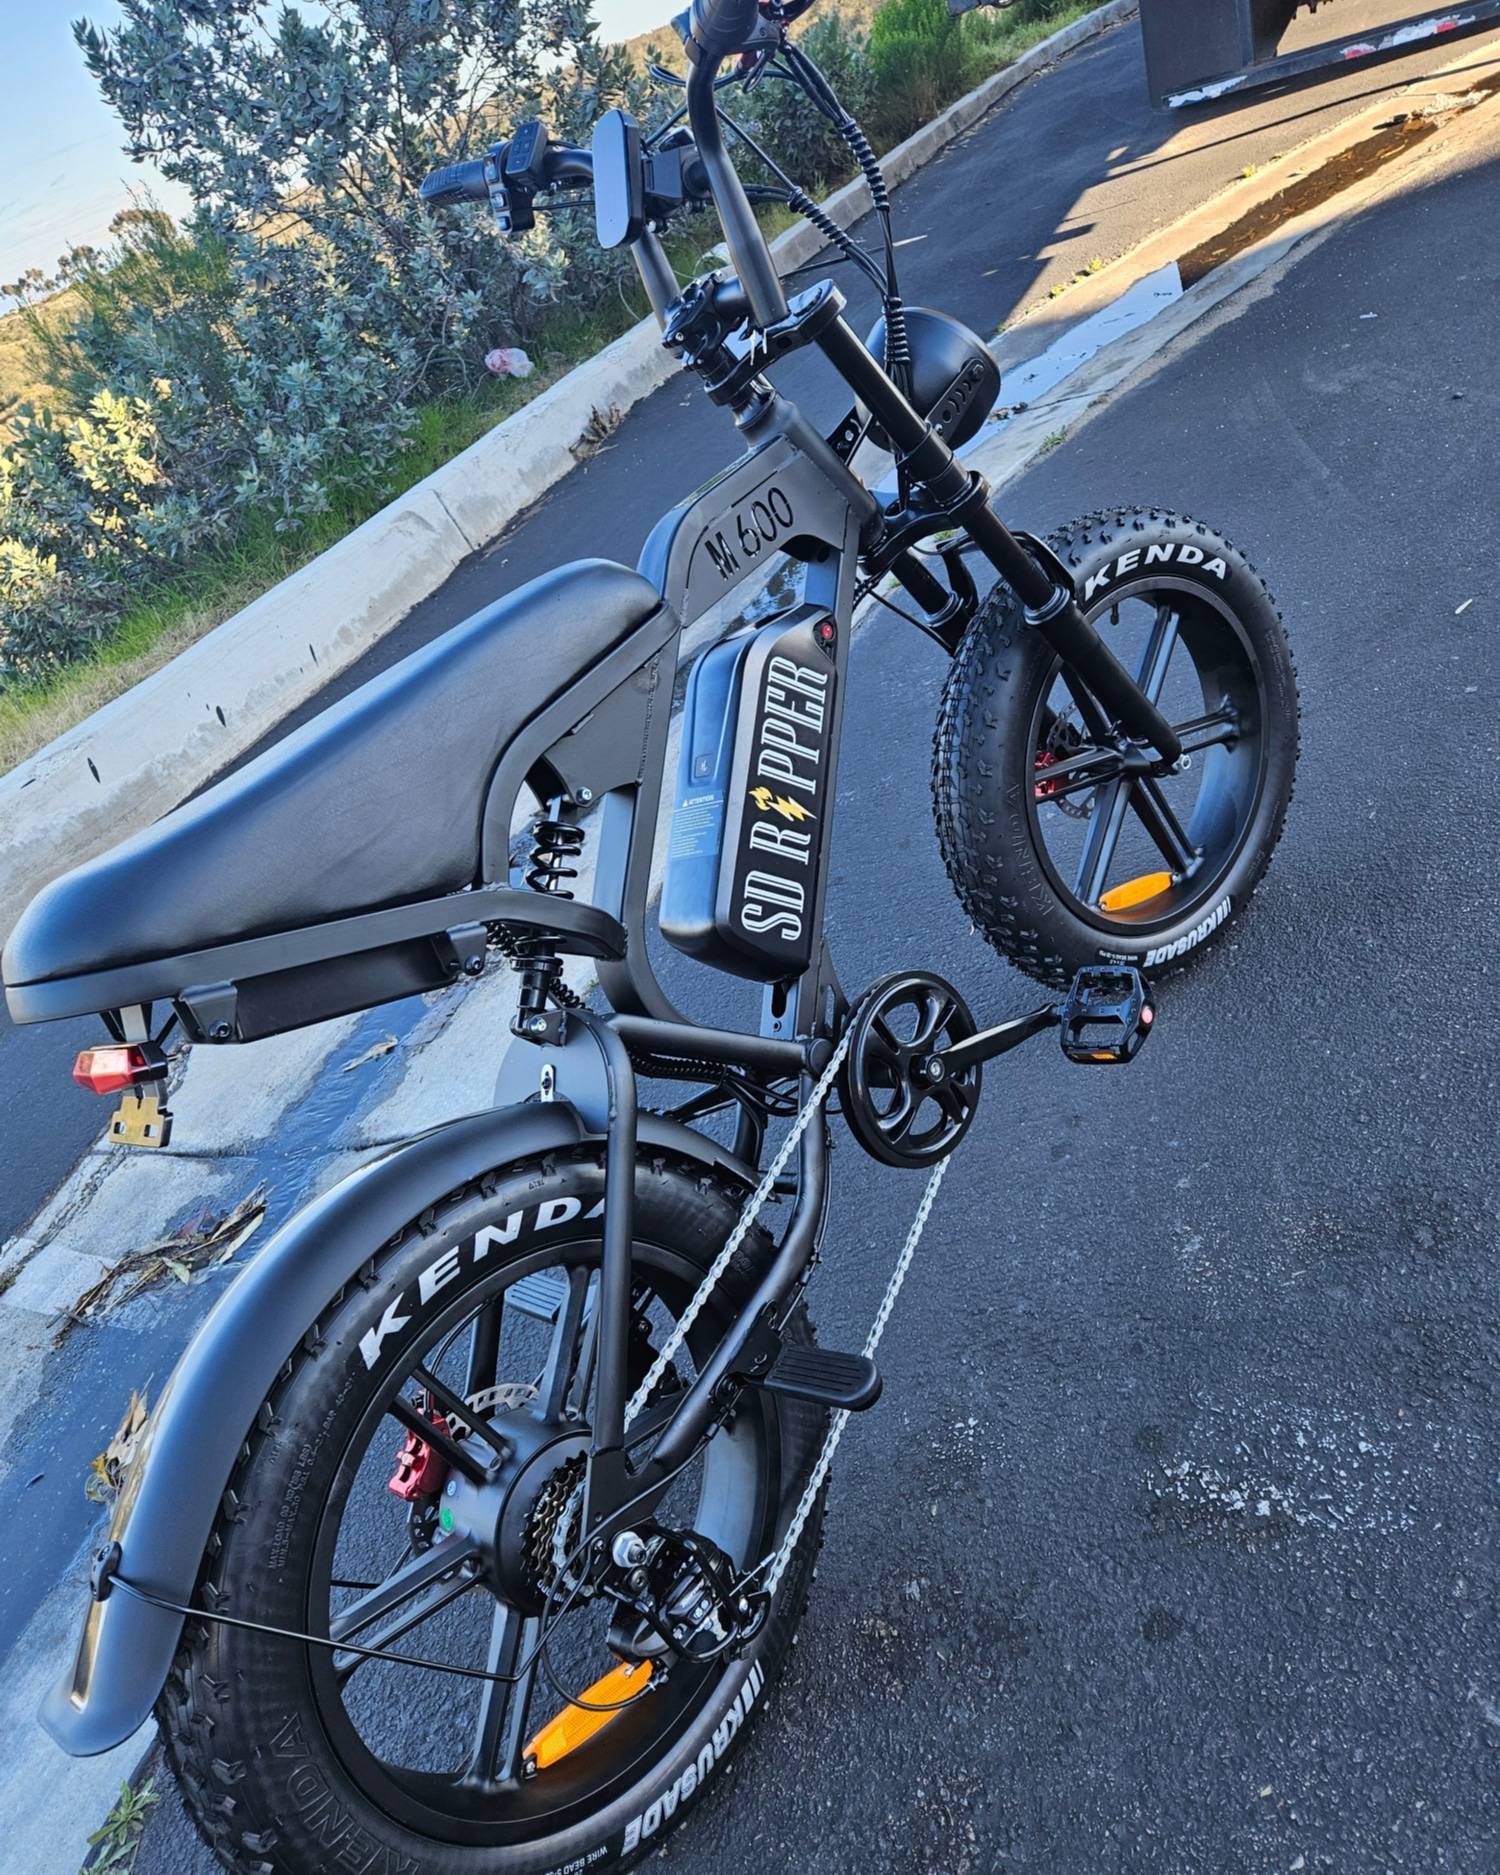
524,815,585,896
507,811,587,1036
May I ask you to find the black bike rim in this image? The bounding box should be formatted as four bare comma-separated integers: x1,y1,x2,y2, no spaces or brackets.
302,1232,778,1846
1025,576,1268,934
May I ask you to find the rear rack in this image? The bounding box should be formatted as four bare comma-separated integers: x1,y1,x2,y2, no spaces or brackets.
5,886,626,1044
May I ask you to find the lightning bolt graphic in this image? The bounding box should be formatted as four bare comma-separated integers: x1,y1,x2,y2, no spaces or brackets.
749,787,815,824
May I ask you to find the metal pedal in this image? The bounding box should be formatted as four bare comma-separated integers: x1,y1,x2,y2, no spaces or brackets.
750,1344,882,1412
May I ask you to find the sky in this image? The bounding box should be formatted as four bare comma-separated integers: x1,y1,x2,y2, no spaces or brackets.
0,0,671,298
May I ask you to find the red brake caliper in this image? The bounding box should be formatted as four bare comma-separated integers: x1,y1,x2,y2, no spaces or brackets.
1034,748,1060,801
388,1407,450,1502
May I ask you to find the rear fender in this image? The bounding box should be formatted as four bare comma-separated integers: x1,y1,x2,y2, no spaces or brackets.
42,1100,751,1757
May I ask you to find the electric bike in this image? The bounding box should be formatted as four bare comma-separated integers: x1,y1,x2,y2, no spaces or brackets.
2,2,1297,1868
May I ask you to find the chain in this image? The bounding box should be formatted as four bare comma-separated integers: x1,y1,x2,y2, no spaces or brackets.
762,1149,950,1596
551,1017,861,1587
554,1005,956,1615
621,1020,860,1431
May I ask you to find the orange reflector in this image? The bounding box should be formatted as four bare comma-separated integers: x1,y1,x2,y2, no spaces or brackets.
525,1658,653,1771
1099,871,1172,912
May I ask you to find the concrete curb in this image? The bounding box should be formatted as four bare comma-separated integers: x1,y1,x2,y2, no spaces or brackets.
0,0,1136,945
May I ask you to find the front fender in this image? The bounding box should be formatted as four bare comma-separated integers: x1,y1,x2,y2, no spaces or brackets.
42,1100,751,1757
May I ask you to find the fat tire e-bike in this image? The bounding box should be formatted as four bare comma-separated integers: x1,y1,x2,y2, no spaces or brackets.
3,3,1297,1870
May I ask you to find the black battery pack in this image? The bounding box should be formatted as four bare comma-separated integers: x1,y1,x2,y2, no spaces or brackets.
660,607,838,981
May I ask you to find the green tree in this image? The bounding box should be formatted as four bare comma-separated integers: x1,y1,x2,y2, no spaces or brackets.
75,0,646,388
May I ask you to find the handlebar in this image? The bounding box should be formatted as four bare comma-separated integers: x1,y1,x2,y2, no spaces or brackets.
684,19,789,329
686,0,765,60
418,0,790,333
418,142,595,210
418,159,488,208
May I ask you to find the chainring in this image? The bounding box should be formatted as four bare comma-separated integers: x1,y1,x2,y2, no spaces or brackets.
839,972,982,1169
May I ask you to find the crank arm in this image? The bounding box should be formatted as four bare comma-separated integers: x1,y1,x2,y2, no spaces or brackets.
919,1002,1059,1079
921,967,1157,1081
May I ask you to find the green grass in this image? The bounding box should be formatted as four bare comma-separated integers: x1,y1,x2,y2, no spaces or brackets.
0,0,1102,774
82,1779,159,1874
963,1,1093,78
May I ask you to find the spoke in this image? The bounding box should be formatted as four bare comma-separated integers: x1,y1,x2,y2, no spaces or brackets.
566,1290,601,1422
1129,776,1198,875
1058,668,1113,744
389,1393,490,1485
333,1549,483,1684
871,1014,902,1056
464,1299,504,1398
887,1089,928,1145
879,1083,919,1145
412,1364,510,1465
1073,779,1131,906
464,1602,541,1788
933,1076,973,1122
1174,710,1239,754
865,1025,902,1070
330,1534,480,1646
1035,745,1128,799
534,1266,590,1423
1137,602,1180,704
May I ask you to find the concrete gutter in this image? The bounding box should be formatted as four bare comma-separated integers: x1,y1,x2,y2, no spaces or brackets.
0,0,1137,946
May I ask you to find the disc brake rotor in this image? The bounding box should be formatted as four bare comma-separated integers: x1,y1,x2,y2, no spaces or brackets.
449,1380,537,1433
1036,703,1094,820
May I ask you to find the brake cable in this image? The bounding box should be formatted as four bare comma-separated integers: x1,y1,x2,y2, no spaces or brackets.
95,1440,701,1694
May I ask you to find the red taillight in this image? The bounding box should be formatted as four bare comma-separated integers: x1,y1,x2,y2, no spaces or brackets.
73,1045,156,1096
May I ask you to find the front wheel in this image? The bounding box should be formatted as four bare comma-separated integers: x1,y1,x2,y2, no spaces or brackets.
933,507,1299,986
158,1147,824,1875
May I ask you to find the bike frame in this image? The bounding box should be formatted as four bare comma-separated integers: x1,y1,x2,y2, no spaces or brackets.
503,27,1185,1551
26,2,1207,1761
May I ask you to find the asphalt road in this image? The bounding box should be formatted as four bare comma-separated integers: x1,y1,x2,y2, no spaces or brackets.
136,93,1500,1875
5,6,1497,1250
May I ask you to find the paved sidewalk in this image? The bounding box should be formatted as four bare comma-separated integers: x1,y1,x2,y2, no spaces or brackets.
133,94,1500,1875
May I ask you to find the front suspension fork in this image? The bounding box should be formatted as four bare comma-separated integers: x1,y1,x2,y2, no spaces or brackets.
819,317,1184,767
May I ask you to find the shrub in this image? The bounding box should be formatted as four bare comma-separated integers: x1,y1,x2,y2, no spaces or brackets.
868,0,970,138
0,387,169,679
74,0,650,395
2,0,1076,692
742,13,880,194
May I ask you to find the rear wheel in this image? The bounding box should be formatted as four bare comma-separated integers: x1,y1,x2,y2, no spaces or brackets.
159,1147,823,1875
933,508,1299,985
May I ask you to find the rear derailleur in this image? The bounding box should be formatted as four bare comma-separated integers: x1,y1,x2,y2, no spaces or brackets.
602,1525,770,1668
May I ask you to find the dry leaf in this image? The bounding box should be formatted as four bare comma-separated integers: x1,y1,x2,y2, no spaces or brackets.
86,1389,150,1503
54,1187,269,1342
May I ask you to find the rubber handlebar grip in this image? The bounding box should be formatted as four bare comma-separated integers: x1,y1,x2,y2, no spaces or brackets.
418,158,490,207
689,0,763,58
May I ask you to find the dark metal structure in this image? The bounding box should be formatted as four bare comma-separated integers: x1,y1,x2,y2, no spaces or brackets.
1137,0,1500,108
